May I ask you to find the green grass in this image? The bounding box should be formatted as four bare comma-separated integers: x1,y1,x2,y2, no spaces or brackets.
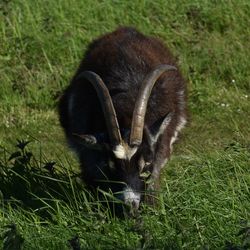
0,0,249,249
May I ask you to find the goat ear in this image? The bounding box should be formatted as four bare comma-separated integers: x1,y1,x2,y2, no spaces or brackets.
72,133,108,151
144,113,172,149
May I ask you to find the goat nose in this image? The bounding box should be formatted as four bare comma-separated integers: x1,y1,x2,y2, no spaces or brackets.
123,187,141,210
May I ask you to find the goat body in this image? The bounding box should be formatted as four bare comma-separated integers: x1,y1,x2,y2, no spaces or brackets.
59,27,187,209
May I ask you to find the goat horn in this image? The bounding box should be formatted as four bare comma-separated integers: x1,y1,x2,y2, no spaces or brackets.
76,71,122,147
130,64,177,147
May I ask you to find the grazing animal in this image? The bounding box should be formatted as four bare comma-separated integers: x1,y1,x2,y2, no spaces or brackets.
59,27,187,210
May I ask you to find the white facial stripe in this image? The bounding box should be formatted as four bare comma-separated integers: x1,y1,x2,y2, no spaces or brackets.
113,144,138,160
113,144,126,159
123,187,141,209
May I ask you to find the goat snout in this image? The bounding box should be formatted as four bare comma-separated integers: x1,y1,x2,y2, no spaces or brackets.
123,187,141,210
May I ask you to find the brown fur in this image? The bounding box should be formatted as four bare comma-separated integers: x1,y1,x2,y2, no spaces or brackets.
58,27,187,208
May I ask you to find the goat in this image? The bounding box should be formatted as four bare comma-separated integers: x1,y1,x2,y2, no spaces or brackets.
58,27,187,210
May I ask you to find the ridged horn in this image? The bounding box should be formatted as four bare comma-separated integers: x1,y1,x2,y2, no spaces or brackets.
130,64,177,147
76,71,122,146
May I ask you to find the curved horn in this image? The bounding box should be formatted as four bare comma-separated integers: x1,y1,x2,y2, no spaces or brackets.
76,71,122,146
130,64,177,147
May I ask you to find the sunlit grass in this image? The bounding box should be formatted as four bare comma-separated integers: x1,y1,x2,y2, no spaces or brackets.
0,0,249,249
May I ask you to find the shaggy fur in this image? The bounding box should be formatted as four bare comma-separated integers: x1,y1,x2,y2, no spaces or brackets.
59,27,187,207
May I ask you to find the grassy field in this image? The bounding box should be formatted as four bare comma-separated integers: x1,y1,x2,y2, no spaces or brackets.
0,0,249,249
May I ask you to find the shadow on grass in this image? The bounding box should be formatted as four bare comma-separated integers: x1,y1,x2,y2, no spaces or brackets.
0,140,95,219
0,140,129,220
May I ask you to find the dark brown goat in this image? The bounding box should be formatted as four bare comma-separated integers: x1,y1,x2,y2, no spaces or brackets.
59,27,187,210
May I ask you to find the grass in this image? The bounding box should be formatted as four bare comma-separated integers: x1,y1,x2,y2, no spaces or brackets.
0,0,249,249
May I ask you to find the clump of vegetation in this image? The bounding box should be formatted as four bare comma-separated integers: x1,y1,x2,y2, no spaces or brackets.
0,140,81,212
